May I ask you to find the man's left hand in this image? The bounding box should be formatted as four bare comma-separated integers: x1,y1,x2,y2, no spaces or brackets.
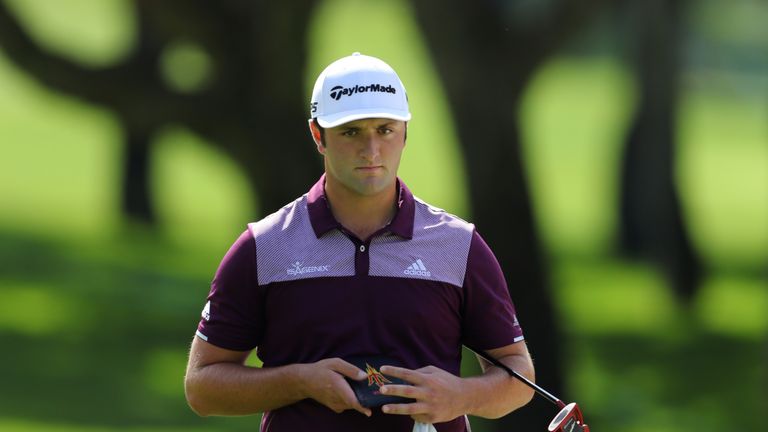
378,365,469,424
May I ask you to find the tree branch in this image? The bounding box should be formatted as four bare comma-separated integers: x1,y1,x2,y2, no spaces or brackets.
0,1,219,128
0,2,121,103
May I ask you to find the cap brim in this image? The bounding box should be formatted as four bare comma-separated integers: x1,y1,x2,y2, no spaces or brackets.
316,108,412,128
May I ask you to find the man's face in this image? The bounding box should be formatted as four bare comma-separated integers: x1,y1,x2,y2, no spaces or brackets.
312,118,407,197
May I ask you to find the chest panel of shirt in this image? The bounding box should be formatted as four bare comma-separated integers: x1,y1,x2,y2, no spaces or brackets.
368,202,473,284
251,195,474,286
252,196,356,284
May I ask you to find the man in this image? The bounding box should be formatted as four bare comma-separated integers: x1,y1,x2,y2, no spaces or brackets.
185,52,535,432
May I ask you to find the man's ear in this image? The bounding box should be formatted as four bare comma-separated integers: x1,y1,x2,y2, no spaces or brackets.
308,119,325,154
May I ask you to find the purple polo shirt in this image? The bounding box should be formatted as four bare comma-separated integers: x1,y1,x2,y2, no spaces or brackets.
196,175,524,432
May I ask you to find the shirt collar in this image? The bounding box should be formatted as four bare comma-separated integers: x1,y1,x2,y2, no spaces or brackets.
307,174,415,239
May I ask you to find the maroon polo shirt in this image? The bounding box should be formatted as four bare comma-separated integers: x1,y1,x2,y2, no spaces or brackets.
196,175,524,432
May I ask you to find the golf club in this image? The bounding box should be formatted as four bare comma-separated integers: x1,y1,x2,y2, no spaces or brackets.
466,346,590,432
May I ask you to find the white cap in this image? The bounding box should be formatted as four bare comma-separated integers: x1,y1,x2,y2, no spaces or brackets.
310,52,411,128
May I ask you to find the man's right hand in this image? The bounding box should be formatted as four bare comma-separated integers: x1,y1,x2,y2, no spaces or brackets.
295,358,372,417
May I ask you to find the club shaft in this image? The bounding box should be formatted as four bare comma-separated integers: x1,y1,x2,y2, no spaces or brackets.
467,346,563,407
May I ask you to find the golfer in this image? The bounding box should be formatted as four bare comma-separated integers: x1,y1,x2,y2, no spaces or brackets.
185,52,535,432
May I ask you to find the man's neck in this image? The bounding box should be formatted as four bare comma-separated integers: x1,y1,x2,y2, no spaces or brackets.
324,179,397,241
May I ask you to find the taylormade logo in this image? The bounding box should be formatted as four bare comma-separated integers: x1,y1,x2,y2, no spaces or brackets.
287,261,330,276
330,83,396,101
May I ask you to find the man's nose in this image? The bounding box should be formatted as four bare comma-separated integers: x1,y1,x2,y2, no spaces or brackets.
360,134,381,160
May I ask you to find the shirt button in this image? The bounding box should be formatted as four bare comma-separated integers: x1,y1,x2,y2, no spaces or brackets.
359,245,366,252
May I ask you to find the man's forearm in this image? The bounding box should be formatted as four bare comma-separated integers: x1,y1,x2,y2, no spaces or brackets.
185,361,307,416
463,353,536,419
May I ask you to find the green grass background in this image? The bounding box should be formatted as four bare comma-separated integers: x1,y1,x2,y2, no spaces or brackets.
1,0,766,431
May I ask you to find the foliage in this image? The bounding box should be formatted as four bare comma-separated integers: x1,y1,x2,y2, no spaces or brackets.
0,0,766,431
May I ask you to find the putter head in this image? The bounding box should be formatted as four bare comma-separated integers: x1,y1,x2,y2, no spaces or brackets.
547,402,589,432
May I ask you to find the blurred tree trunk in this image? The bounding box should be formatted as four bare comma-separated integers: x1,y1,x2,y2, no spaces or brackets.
619,0,702,301
122,128,154,223
0,0,322,224
118,2,165,224
410,0,610,429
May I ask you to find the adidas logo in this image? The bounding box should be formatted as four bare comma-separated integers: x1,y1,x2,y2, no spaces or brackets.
404,259,431,277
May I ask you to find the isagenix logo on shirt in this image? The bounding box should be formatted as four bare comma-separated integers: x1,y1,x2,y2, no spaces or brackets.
287,261,330,276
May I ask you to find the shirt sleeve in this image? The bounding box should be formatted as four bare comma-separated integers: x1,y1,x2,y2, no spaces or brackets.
461,229,524,350
195,229,264,351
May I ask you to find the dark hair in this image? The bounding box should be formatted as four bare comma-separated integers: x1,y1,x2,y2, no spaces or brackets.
312,118,408,146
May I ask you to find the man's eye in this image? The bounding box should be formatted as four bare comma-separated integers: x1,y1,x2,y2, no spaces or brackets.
378,128,393,135
342,129,358,137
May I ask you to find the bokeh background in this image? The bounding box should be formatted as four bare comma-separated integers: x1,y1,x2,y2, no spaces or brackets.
0,0,766,431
